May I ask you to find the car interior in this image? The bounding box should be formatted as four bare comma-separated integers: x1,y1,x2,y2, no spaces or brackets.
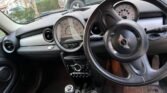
1,0,167,93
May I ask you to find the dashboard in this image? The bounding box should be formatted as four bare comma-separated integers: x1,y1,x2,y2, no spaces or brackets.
2,0,165,58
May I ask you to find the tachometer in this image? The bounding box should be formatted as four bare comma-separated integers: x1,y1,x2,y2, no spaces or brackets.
54,16,84,52
114,1,139,21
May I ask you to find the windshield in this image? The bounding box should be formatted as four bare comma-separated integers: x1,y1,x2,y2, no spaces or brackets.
0,0,103,24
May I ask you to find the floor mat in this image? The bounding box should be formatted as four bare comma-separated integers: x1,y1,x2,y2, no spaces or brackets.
123,85,164,93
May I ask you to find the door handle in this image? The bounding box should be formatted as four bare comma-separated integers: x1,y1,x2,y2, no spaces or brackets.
0,66,12,82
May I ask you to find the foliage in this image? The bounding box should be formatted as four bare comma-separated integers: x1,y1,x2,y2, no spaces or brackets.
9,8,35,23
36,0,60,13
8,0,60,24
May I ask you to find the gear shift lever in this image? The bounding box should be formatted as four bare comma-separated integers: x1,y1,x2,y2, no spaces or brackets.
65,84,75,93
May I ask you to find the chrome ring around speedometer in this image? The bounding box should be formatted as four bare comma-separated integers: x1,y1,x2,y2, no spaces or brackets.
114,1,139,21
53,16,85,52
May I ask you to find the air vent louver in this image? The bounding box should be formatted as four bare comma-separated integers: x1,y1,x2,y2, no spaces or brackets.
3,40,15,53
43,28,53,42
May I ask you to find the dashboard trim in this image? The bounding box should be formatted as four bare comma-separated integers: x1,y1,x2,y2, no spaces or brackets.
20,34,55,47
17,45,60,56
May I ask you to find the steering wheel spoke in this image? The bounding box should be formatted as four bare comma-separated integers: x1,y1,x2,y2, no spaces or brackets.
122,55,155,83
100,8,122,29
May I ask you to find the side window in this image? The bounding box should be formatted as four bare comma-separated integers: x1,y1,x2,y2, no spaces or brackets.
0,29,6,38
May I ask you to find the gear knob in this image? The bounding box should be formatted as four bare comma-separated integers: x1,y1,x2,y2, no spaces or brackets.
65,84,75,93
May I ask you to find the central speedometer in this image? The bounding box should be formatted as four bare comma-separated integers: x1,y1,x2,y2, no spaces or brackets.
54,16,84,52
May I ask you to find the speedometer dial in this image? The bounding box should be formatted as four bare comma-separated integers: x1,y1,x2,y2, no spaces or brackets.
114,1,139,21
54,16,84,52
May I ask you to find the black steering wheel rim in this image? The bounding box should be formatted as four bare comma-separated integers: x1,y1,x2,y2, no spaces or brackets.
83,0,167,86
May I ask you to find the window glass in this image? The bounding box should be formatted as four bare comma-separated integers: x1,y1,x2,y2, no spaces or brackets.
0,0,103,24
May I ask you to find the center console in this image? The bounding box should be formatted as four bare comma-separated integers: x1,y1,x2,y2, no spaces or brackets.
61,53,91,84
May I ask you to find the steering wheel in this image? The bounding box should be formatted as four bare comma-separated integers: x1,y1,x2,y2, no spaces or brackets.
83,0,167,86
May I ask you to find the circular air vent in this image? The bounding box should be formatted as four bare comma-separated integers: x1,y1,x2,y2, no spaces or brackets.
43,28,53,42
3,40,15,53
91,23,102,35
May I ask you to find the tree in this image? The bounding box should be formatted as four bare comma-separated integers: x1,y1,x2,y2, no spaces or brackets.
31,0,39,17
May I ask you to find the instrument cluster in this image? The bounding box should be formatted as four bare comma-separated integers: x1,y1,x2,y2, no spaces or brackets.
114,1,139,21
53,16,85,52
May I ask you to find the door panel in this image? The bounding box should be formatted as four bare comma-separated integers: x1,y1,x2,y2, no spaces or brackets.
0,33,17,93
